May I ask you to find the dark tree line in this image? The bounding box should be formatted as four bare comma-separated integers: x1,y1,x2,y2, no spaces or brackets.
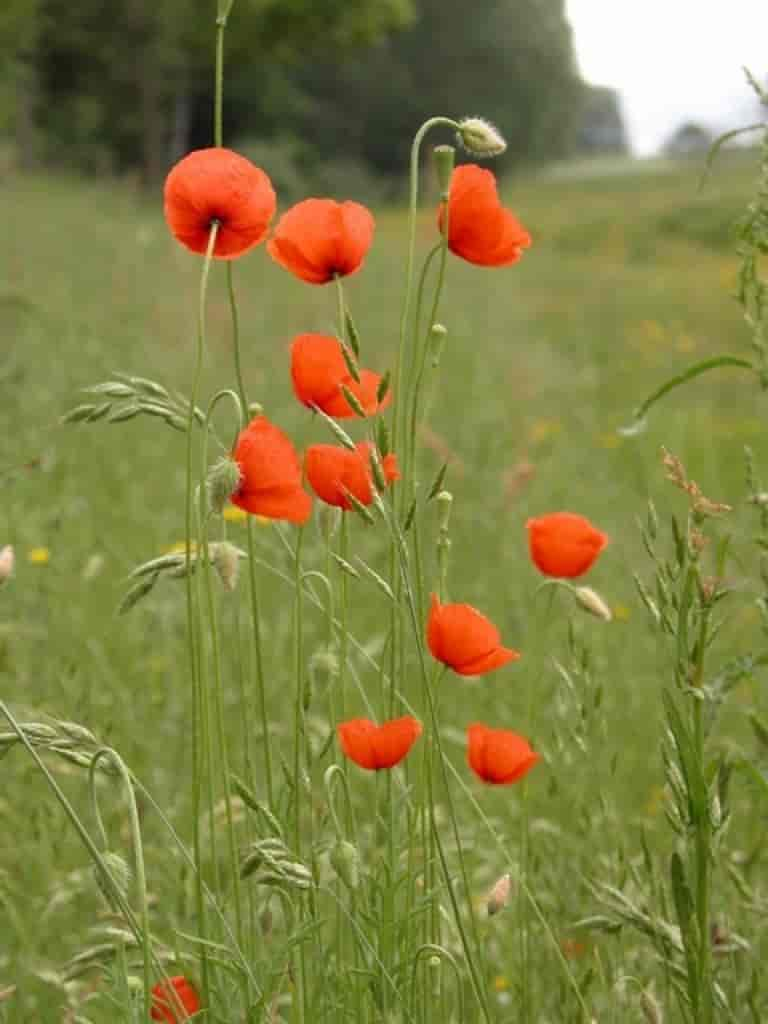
1,0,626,187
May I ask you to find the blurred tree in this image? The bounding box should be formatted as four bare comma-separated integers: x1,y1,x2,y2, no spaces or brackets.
15,0,411,182
287,0,583,180
663,121,715,158
575,85,628,155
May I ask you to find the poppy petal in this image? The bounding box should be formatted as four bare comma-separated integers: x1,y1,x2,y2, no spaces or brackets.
371,716,422,769
526,512,609,578
337,719,377,770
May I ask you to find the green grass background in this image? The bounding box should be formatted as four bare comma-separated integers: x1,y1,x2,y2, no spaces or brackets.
2,152,767,1021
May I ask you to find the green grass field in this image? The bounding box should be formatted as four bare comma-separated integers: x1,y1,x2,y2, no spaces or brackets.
2,151,767,1022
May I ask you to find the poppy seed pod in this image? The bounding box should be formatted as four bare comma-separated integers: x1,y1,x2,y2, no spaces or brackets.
526,512,608,578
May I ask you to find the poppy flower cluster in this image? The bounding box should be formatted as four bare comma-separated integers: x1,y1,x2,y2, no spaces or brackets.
150,975,200,1022
164,151,375,282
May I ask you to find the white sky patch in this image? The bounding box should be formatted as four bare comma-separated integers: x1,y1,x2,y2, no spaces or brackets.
566,0,768,154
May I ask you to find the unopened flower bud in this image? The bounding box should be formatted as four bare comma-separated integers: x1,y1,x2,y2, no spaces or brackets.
309,647,339,689
94,851,132,910
433,145,455,197
212,541,242,591
574,586,612,622
486,872,512,916
330,839,360,890
457,117,507,158
436,490,453,533
248,402,263,417
208,456,242,513
430,323,448,368
0,546,14,586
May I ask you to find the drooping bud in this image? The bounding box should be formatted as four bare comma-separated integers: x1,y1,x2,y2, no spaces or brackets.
93,851,132,911
208,456,242,513
433,145,455,198
457,117,507,158
248,401,263,417
429,323,448,368
212,541,242,591
329,839,360,890
574,586,612,622
0,546,14,586
486,872,512,916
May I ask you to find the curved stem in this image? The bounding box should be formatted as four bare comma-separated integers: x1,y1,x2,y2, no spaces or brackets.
410,944,465,1022
393,116,459,477
90,748,154,1022
200,400,247,971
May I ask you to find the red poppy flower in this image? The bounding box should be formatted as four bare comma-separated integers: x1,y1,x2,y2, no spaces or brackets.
163,148,276,260
290,333,391,418
439,164,530,267
268,199,375,284
467,723,539,785
338,716,422,770
526,512,608,578
150,975,200,1022
231,415,312,524
304,442,398,510
426,593,520,676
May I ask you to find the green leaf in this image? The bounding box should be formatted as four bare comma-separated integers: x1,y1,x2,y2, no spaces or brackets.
621,356,755,433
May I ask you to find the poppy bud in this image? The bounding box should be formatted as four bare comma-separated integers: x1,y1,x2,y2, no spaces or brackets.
430,323,448,368
208,456,242,513
457,117,507,158
94,851,132,911
330,839,361,890
486,872,512,916
574,586,612,622
436,490,453,532
212,542,242,591
0,545,14,586
433,145,455,197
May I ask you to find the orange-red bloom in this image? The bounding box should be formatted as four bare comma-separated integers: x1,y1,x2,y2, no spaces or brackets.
150,975,200,1022
290,333,391,418
304,442,398,510
467,723,539,785
231,415,312,524
439,164,531,267
163,148,276,260
526,512,608,578
338,716,422,770
427,593,520,676
268,199,375,284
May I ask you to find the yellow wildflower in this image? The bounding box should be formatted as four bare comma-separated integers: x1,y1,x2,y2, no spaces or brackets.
28,547,50,566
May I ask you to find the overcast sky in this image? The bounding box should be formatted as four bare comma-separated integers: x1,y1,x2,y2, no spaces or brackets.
565,0,768,155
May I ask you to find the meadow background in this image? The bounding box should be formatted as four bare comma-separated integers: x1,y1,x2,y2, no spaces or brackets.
2,145,767,1021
